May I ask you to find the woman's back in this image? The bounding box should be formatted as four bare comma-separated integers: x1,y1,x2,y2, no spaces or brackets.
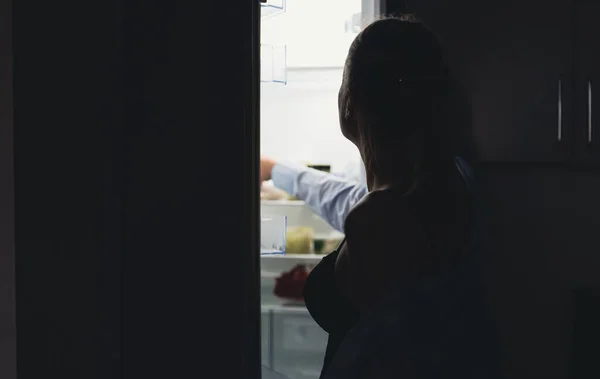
319,157,502,379
304,158,501,378
333,159,473,312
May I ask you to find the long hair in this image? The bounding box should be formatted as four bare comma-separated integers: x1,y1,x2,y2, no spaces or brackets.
340,14,466,193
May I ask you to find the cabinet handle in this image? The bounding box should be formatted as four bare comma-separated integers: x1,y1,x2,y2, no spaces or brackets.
588,80,593,144
558,79,563,142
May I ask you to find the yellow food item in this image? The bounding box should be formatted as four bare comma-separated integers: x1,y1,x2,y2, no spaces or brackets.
286,226,314,255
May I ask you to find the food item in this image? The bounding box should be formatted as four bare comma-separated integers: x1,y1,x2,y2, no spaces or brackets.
285,226,314,254
313,239,325,253
313,235,344,254
273,264,309,301
260,185,298,201
260,185,289,200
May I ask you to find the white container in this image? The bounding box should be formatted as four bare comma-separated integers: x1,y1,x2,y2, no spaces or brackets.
261,215,287,255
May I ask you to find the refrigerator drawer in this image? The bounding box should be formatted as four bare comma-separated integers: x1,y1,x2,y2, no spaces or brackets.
262,309,271,368
271,308,327,379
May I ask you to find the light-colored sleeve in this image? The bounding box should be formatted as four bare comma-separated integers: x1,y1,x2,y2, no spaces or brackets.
271,160,368,233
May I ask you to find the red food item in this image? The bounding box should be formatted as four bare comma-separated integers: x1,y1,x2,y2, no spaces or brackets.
274,264,309,301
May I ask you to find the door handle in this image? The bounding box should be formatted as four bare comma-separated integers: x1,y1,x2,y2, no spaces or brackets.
558,78,563,142
588,79,593,144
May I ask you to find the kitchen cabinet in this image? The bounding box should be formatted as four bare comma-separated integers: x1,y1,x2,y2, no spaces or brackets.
574,0,600,164
406,0,574,163
476,167,600,379
570,287,600,379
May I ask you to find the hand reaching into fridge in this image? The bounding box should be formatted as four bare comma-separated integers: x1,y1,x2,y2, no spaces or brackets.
260,155,290,200
260,155,277,183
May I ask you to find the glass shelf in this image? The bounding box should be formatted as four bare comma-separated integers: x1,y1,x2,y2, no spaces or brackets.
261,0,286,19
261,44,287,84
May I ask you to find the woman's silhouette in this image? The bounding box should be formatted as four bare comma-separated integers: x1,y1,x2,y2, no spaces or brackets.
303,15,501,379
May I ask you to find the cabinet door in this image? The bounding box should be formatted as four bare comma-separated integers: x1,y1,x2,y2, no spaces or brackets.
406,0,574,162
574,0,600,164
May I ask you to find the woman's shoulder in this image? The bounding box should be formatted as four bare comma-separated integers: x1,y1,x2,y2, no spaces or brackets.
342,175,472,261
342,188,426,259
343,187,424,235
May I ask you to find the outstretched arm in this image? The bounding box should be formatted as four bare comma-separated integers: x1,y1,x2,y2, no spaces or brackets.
261,157,368,233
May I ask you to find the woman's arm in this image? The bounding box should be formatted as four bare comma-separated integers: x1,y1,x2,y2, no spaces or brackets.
265,158,368,233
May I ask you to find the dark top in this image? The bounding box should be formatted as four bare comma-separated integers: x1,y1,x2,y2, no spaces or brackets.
303,240,355,377
303,160,474,378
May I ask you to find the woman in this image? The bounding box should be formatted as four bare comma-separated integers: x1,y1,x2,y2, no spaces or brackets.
303,15,501,379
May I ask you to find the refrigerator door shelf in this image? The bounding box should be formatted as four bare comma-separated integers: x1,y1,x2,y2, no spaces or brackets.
261,215,287,256
261,0,286,19
261,44,287,84
260,200,342,237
